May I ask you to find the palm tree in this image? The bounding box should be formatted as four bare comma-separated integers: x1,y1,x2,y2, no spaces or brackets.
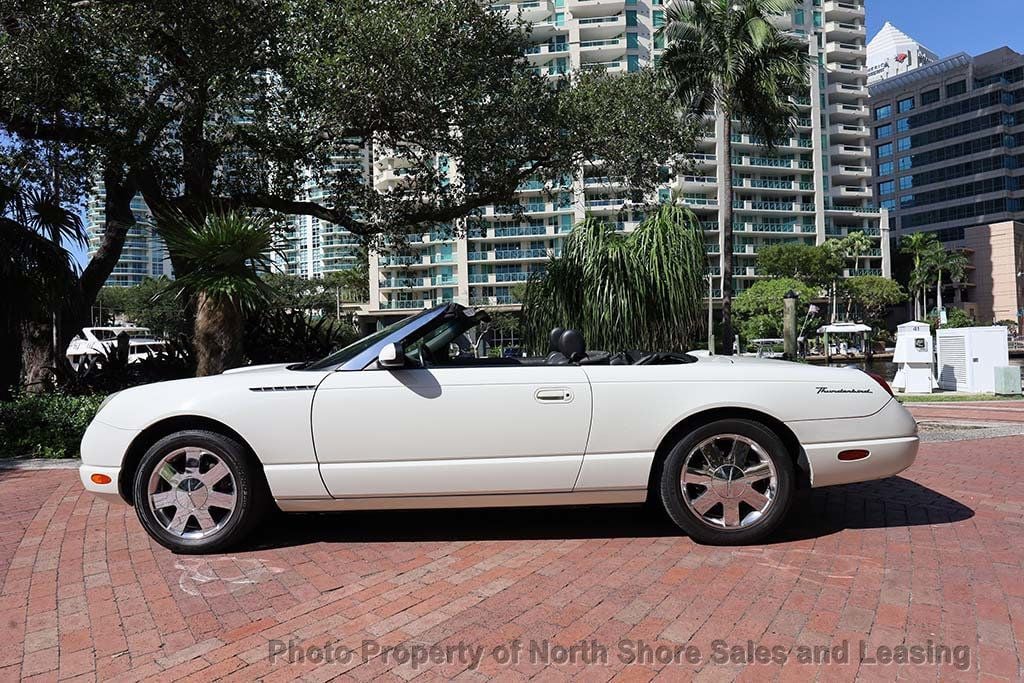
822,238,846,322
0,183,86,392
928,247,969,318
842,231,873,273
522,205,707,353
0,215,79,395
658,0,811,354
158,210,280,376
900,232,939,319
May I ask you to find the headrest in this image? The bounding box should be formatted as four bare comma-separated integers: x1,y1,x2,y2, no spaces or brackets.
548,327,565,353
559,329,585,361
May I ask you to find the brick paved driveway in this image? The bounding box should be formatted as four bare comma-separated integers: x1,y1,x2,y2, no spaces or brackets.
1,429,1023,680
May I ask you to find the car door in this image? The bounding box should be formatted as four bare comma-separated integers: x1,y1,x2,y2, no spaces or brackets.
311,365,592,498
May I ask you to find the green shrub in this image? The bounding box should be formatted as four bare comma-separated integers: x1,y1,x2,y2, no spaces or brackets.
0,393,106,459
244,308,359,365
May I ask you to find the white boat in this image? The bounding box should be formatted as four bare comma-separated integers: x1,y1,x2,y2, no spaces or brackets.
744,338,785,359
67,326,168,370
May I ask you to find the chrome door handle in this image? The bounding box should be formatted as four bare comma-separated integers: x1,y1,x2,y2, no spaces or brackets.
535,388,573,403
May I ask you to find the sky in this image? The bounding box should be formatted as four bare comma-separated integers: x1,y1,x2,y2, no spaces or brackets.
59,1,1024,270
866,0,1024,58
68,226,90,270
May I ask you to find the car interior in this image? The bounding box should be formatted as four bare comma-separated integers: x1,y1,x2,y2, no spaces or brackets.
405,312,696,369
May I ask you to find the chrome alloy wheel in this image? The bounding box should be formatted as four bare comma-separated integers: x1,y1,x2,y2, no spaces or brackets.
146,447,237,540
680,434,778,530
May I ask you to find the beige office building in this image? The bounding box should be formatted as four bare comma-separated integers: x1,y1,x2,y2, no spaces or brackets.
955,222,1024,324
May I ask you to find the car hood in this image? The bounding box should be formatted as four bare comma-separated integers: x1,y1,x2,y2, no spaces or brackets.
221,363,295,375
92,364,333,430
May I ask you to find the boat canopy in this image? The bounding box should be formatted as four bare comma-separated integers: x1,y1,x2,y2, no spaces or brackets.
816,323,872,334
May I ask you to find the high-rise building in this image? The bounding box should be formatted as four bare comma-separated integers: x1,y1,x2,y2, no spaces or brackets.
278,143,372,279
870,47,1024,239
84,187,171,287
867,21,938,84
89,0,890,303
869,46,1024,321
368,0,889,318
87,144,370,286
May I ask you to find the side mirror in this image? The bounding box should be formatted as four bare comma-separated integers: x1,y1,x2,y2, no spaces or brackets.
377,342,405,369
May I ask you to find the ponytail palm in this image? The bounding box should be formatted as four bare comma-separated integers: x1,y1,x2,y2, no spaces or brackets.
522,205,707,353
159,210,280,376
658,0,811,354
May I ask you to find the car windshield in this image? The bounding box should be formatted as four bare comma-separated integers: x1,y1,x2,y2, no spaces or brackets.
404,316,480,365
302,308,434,370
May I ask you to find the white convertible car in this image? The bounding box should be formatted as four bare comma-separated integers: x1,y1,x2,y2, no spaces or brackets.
80,304,918,553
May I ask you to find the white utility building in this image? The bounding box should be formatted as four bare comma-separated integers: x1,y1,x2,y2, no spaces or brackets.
936,327,1010,393
891,321,937,394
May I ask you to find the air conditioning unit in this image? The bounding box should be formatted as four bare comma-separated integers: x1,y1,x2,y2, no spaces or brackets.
936,326,1010,393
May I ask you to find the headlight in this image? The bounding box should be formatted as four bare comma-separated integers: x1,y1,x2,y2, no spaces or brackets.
96,391,121,415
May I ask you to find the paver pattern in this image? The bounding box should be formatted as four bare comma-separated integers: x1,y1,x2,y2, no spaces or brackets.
907,400,1024,425
1,426,1023,680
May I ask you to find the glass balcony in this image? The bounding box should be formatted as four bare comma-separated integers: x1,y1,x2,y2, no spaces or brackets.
495,225,548,238
496,271,530,282
380,278,425,288
495,248,549,260
578,15,622,25
379,300,426,310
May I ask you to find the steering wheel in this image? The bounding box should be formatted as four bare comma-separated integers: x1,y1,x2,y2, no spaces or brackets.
417,345,431,368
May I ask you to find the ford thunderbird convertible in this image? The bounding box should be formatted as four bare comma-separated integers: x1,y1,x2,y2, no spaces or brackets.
80,303,918,553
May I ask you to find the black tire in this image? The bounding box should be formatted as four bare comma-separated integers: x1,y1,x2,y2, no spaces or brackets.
659,418,794,545
132,430,268,554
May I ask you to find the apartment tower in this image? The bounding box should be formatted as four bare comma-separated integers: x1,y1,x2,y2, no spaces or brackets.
368,0,889,319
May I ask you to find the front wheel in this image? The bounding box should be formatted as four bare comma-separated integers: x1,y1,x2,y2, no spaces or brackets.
132,430,267,554
659,419,794,545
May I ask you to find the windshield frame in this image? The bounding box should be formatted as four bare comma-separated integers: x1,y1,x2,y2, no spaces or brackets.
301,304,455,371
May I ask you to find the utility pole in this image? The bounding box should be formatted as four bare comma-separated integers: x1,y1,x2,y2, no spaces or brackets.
783,289,798,360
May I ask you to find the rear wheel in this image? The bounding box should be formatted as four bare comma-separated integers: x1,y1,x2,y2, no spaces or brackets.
659,419,794,545
132,430,267,554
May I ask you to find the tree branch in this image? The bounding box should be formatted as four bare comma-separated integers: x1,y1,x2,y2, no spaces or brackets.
78,166,138,304
0,109,105,146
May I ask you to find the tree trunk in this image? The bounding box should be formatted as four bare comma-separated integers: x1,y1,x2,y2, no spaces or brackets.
936,271,943,316
194,293,244,376
59,168,139,355
20,319,54,394
720,115,735,355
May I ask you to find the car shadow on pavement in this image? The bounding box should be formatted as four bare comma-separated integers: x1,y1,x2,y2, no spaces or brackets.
241,476,973,551
769,476,975,544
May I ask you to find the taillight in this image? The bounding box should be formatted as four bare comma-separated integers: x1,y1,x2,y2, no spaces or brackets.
862,370,894,397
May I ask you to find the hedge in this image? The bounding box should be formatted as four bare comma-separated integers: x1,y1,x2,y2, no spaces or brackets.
0,393,107,459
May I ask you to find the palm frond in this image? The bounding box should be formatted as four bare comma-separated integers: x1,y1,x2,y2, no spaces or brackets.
0,216,77,318
157,209,282,312
20,187,87,247
522,207,706,353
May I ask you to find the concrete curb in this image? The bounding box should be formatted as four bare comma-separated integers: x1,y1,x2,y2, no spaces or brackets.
0,458,80,470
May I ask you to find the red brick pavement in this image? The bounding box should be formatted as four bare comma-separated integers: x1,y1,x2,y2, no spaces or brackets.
1,435,1023,681
907,400,1024,424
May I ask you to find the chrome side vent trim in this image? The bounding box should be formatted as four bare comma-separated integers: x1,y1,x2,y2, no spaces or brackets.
249,385,317,392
